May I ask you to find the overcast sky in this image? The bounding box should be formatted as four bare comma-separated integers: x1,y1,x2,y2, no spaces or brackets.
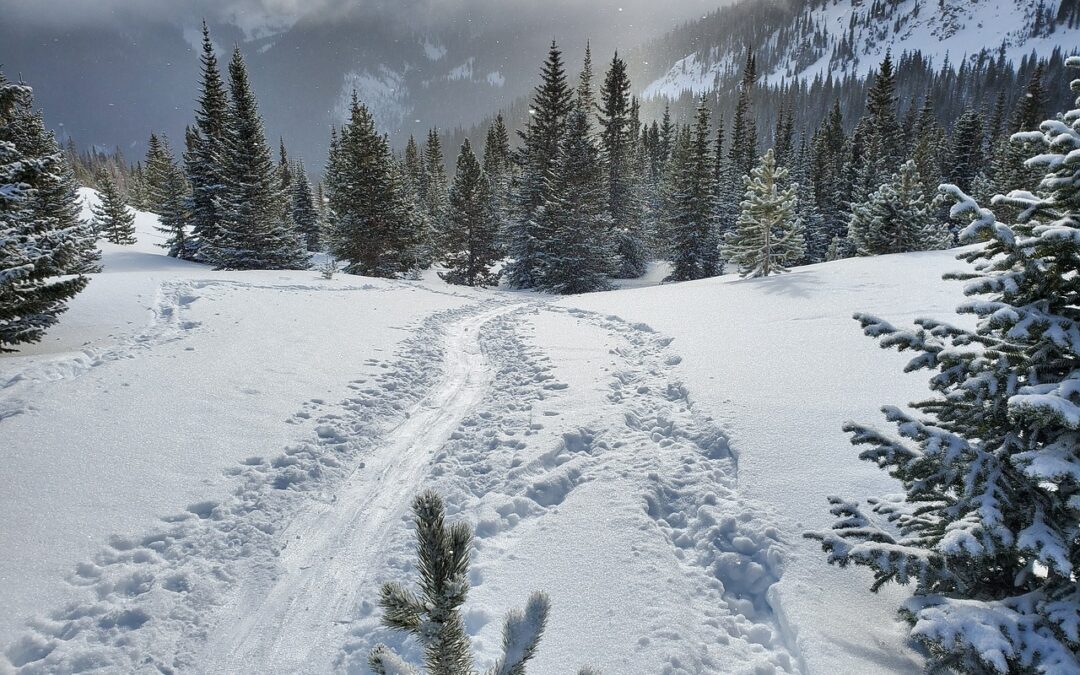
6,0,719,41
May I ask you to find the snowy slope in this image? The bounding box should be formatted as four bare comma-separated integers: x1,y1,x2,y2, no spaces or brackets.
2,192,976,673
643,0,1070,97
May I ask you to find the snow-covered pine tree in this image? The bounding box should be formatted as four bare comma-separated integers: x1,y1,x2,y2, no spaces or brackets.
989,65,1050,209
807,60,1080,674
792,138,830,263
598,52,647,279
724,148,803,277
422,129,450,255
90,169,136,245
577,41,596,120
665,98,721,282
185,20,230,257
368,491,553,675
290,162,321,252
910,95,947,203
538,106,613,294
505,41,572,290
847,160,950,256
1,74,90,351
440,139,501,287
148,134,193,258
947,107,986,194
728,51,758,182
203,48,308,271
809,100,849,246
325,95,418,278
483,113,513,252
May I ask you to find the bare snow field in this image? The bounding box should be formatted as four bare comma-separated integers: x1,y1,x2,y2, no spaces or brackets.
1,194,973,673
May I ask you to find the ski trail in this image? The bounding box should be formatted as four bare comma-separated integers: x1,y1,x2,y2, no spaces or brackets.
199,301,523,674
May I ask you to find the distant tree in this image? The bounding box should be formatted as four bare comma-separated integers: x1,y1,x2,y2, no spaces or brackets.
666,98,722,282
91,170,136,245
848,160,950,256
441,140,500,287
724,148,803,277
290,162,321,252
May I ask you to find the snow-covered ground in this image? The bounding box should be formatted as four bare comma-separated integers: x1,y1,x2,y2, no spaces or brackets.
1,193,972,673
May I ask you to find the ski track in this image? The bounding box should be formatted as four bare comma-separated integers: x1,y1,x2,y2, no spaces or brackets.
3,295,798,674
197,301,526,674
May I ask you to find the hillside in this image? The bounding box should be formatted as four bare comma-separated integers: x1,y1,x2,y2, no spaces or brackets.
0,193,979,673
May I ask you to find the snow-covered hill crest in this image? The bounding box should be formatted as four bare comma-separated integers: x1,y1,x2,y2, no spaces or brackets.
642,0,1073,98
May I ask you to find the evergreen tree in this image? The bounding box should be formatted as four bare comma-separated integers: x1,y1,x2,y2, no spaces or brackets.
290,162,321,252
793,139,829,263
147,134,192,258
203,48,308,270
368,491,554,675
598,52,647,278
91,169,136,245
483,114,513,254
326,96,420,277
848,160,950,256
853,53,903,201
185,21,230,256
539,106,613,294
728,51,759,181
577,41,596,117
809,61,1080,673
665,99,722,282
277,138,292,195
441,140,500,287
505,41,572,289
724,148,803,277
911,95,947,202
422,129,450,254
947,107,985,194
404,135,424,199
1,74,90,351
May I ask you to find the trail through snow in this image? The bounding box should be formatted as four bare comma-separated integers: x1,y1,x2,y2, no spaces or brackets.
200,302,526,673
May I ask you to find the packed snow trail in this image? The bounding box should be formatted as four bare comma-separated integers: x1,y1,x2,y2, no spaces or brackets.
199,302,525,674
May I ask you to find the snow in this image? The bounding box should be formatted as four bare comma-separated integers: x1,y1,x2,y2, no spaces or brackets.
2,192,977,673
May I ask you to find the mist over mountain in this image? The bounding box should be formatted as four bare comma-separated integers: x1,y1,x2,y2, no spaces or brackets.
0,0,717,167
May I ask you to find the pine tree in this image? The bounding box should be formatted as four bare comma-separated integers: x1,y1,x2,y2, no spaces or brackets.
577,41,596,117
326,96,419,277
598,52,647,278
539,106,613,294
808,61,1080,673
185,21,230,256
440,140,501,287
853,53,903,201
911,95,947,202
728,51,758,181
848,160,950,256
724,148,803,278
483,114,512,254
947,107,985,194
505,41,572,289
1,74,90,351
368,491,553,675
290,162,321,252
203,48,308,270
146,134,192,258
665,99,722,282
91,169,136,245
422,129,450,255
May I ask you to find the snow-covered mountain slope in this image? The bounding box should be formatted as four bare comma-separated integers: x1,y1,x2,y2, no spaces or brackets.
2,194,977,673
640,0,1074,98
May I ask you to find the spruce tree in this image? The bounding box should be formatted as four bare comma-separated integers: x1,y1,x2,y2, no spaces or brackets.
947,107,985,194
808,61,1080,673
185,21,230,256
728,51,758,181
853,53,903,201
505,41,572,289
577,41,596,117
368,491,553,675
91,169,136,245
440,140,500,287
482,114,512,254
203,48,308,270
598,52,646,278
724,148,803,278
665,99,721,282
1,74,90,351
326,96,419,277
848,160,950,256
290,162,321,252
539,106,613,294
147,134,192,258
422,129,450,255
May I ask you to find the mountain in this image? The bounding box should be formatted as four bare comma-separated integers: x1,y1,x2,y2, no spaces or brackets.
631,0,1074,100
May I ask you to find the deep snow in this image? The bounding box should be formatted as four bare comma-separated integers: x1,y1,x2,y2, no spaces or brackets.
1,193,973,673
